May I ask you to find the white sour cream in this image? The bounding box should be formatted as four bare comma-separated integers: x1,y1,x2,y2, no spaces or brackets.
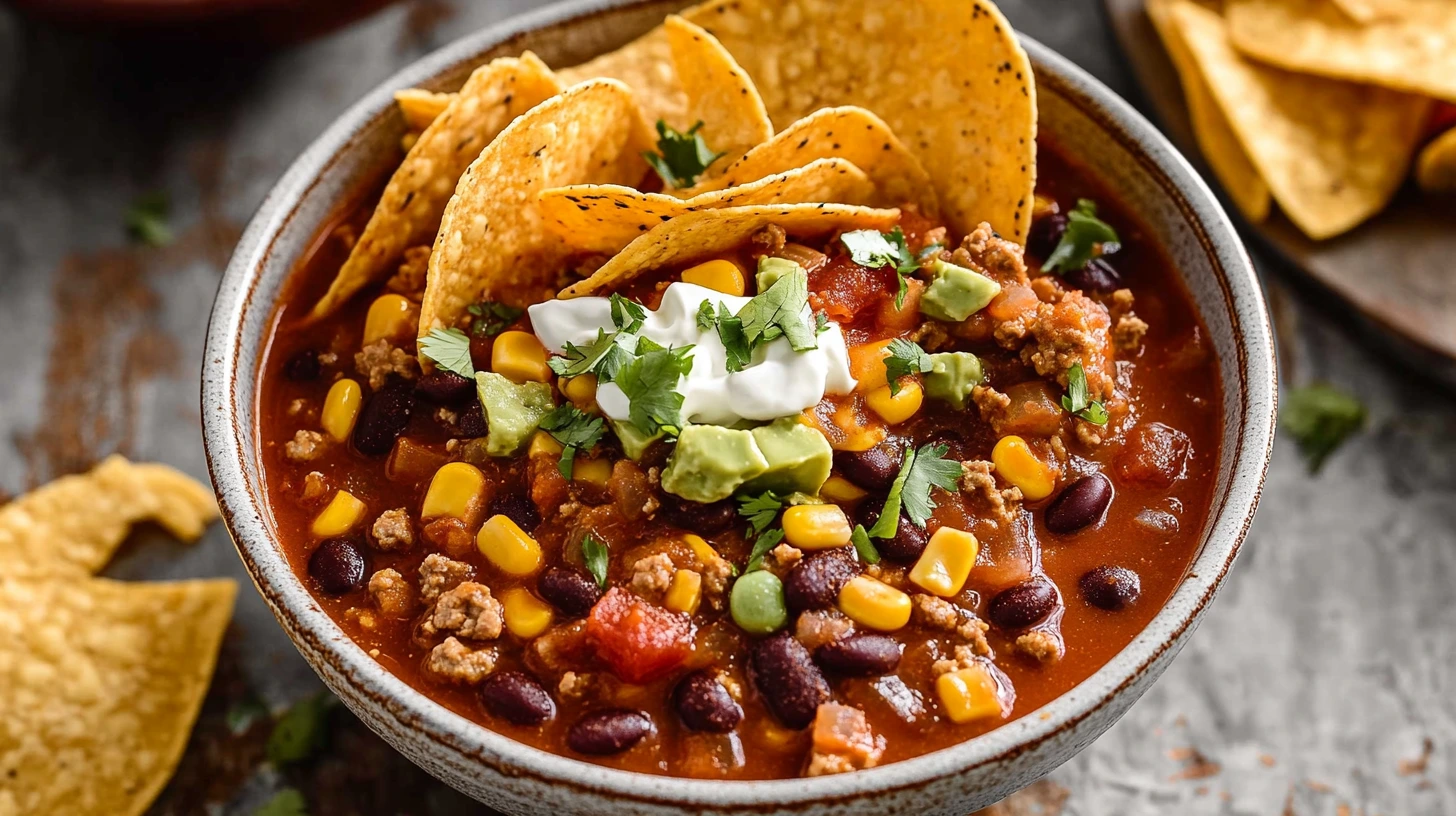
528,282,857,426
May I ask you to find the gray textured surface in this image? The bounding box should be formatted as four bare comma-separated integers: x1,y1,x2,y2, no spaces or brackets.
0,0,1450,814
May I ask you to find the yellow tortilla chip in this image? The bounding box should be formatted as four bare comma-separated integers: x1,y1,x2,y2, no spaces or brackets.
1171,0,1428,239
420,80,654,336
0,455,217,578
662,15,773,172
540,157,876,253
560,203,900,298
394,88,454,131
1226,0,1456,102
680,0,1036,242
1331,0,1418,23
1149,0,1272,222
1416,127,1456,191
0,576,236,816
557,26,690,130
311,53,563,318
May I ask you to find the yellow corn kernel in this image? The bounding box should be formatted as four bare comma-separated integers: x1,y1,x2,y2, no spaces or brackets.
819,475,868,503
909,527,980,597
683,534,727,569
528,430,565,459
420,462,486,524
561,374,598,407
992,435,1056,500
362,294,415,345
501,587,554,639
320,378,362,442
837,575,912,632
681,259,746,296
664,569,703,615
935,665,1006,723
865,381,923,425
477,514,544,576
311,490,366,537
782,504,853,550
573,457,612,487
827,401,887,451
491,330,551,383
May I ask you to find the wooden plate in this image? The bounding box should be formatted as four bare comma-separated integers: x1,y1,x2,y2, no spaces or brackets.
1103,0,1456,386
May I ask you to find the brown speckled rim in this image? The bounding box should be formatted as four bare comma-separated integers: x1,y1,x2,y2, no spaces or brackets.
203,1,1276,810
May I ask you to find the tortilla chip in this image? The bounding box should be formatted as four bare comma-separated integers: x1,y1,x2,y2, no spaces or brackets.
557,26,690,130
1225,0,1456,103
311,53,563,319
394,88,454,131
680,0,1036,242
560,203,900,298
0,576,236,816
540,157,876,253
1149,0,1272,222
420,79,655,337
0,455,218,578
1171,0,1428,239
1416,127,1456,192
662,15,773,172
1330,0,1418,23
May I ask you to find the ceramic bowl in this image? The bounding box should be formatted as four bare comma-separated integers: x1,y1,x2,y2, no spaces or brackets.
203,1,1276,812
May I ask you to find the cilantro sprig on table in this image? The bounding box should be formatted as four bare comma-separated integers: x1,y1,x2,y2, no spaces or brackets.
253,788,309,816
1281,383,1366,474
840,226,922,308
537,404,606,479
866,443,961,539
884,338,933,396
126,191,173,247
417,327,476,379
738,491,786,572
643,120,725,189
1062,362,1109,425
1044,198,1119,273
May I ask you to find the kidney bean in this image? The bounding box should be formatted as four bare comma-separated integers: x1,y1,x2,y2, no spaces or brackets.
833,444,903,491
783,549,859,612
352,379,414,456
750,632,830,729
479,671,555,725
988,578,1059,630
858,504,929,562
284,349,321,381
567,709,654,755
1027,212,1069,258
415,370,475,404
492,491,541,532
657,495,738,535
1065,256,1123,293
672,669,743,733
1044,473,1113,534
308,538,366,595
458,401,488,438
1080,565,1141,611
538,567,602,617
815,634,902,676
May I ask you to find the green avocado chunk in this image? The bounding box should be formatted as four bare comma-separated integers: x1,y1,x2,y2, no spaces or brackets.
609,418,663,461
741,416,833,497
923,351,984,409
475,372,554,457
660,425,770,503
921,259,1001,322
755,256,803,293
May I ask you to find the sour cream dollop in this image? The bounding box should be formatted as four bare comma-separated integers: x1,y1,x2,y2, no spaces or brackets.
528,282,857,427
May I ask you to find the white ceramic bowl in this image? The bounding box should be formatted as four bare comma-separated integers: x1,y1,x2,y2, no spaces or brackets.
203,1,1277,812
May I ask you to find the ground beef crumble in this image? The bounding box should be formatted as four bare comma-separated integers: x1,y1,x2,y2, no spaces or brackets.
427,637,496,684
354,339,420,391
424,581,504,640
959,460,1023,526
370,508,415,551
750,223,787,256
300,471,329,503
795,609,854,651
805,703,885,777
1015,629,1064,663
911,595,993,657
368,568,416,617
285,430,326,462
628,553,675,600
418,553,473,602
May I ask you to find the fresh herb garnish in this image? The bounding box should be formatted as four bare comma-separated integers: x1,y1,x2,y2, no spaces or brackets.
225,694,269,736
642,120,724,188
253,788,309,816
417,327,476,379
466,301,523,338
547,329,635,383
884,338,933,396
126,191,173,247
1061,362,1109,425
266,691,337,766
815,310,830,334
1044,199,1118,273
614,343,695,437
744,528,785,573
850,524,880,565
538,404,606,479
610,293,647,332
712,302,752,372
867,442,960,538
738,490,785,537
582,533,609,588
841,227,920,308
1281,383,1366,474
737,264,817,352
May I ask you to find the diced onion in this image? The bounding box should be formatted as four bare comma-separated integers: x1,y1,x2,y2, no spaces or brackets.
777,242,828,274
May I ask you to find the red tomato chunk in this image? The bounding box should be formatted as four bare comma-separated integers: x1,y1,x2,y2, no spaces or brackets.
587,587,696,684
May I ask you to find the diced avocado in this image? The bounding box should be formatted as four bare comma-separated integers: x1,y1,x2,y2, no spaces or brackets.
924,351,984,409
660,425,770,503
610,418,663,461
921,259,1001,322
741,416,834,496
756,256,803,293
475,372,554,457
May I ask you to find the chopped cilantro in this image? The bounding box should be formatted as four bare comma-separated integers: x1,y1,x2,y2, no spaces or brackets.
867,442,960,537
696,300,716,331
642,120,724,188
1281,383,1366,474
610,293,647,332
253,788,309,816
712,302,752,372
266,691,337,766
582,533,610,588
850,524,880,565
614,344,694,437
547,329,635,383
125,191,173,247
1061,362,1109,425
737,264,817,352
417,327,476,379
738,490,784,537
867,447,915,539
466,301,523,338
815,310,830,334
225,694,269,736
842,227,920,308
744,528,785,573
883,338,933,396
538,404,605,479
1044,199,1118,273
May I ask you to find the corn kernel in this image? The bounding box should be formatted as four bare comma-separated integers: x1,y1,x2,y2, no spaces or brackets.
935,665,1006,723
362,294,416,345
491,330,551,383
819,475,868,503
420,462,487,525
561,374,598,407
528,430,565,459
311,490,366,537
664,569,703,615
320,378,362,442
573,457,611,487
865,381,923,425
681,259,746,296
477,514,544,576
828,401,887,451
991,435,1056,500
683,534,727,569
909,527,980,597
837,575,912,632
848,339,894,391
501,587,554,639
782,504,853,550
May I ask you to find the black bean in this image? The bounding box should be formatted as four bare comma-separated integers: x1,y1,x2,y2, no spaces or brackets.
1045,473,1114,534
458,401,488,438
284,349,321,381
1064,256,1123,293
415,370,475,404
567,709,654,755
308,538,366,595
479,671,556,725
538,567,602,617
1027,212,1069,258
1080,565,1141,611
750,632,830,730
815,634,902,676
833,443,904,491
657,495,738,535
858,505,929,561
492,491,541,532
784,549,859,612
672,670,743,733
987,578,1059,630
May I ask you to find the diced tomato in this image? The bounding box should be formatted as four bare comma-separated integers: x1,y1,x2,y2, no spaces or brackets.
809,256,896,324
587,587,695,684
999,381,1065,438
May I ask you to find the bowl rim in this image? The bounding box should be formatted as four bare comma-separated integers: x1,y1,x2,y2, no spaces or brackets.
203,0,1276,807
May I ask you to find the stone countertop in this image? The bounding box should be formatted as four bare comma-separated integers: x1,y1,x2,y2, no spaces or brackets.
0,0,1451,813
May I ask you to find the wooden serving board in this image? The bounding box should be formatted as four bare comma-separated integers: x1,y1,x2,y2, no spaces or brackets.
1103,0,1456,387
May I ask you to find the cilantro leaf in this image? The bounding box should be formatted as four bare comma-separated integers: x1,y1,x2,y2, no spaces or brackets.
744,528,785,573
696,300,716,332
266,691,337,766
900,443,961,527
1281,383,1366,474
417,328,476,379
253,788,309,816
582,533,609,588
614,344,694,437
884,338,933,396
841,229,898,268
714,302,752,372
642,120,724,188
850,524,880,565
885,227,920,309
867,447,916,540
466,301,523,338
547,329,635,383
738,491,785,537
1044,199,1119,273
737,265,816,352
610,293,647,332
815,311,830,334
538,404,605,479
1061,362,1109,425
126,191,173,247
